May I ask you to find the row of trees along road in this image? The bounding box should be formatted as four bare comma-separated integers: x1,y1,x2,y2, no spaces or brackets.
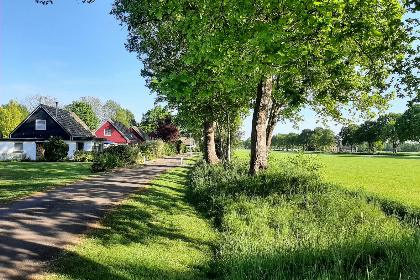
111,0,419,175
37,0,420,174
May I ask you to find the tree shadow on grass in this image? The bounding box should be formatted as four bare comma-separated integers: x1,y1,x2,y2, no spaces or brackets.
47,167,216,280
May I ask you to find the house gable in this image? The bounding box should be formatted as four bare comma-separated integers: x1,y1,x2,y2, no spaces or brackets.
95,121,129,144
10,107,71,140
130,126,150,142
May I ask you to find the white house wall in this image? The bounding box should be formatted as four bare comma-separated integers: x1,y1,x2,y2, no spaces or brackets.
0,141,36,160
65,141,95,158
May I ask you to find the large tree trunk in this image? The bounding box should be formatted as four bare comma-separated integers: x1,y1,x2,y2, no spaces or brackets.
204,120,219,164
266,99,286,158
249,76,273,176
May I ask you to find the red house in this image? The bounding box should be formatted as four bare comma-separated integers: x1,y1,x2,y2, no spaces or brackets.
95,120,140,145
129,126,150,142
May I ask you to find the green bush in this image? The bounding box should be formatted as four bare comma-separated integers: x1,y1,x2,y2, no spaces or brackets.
166,143,177,155
44,136,69,162
103,145,144,165
90,154,120,173
73,150,99,162
189,156,420,279
139,140,167,160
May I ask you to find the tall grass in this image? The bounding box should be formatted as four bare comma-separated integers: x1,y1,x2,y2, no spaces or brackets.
189,157,420,279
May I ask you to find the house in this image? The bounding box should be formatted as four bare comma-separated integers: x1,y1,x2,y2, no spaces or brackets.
95,120,140,145
129,126,150,142
178,136,196,148
0,104,106,160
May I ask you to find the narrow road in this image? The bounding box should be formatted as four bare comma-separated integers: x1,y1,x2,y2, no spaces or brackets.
0,155,187,280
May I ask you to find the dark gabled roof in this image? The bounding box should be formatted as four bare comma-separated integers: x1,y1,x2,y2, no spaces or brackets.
41,105,96,137
131,126,150,141
109,120,139,142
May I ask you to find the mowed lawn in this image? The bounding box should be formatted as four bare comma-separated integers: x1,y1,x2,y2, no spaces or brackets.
0,162,95,205
235,150,420,210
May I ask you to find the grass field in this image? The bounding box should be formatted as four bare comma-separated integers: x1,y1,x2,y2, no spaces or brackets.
235,150,420,212
44,160,218,280
0,162,95,205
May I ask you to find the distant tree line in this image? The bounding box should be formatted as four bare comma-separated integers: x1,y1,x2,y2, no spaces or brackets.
243,102,420,154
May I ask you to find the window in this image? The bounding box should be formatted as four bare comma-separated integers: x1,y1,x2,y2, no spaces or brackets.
76,142,84,151
36,120,46,130
104,129,112,136
14,143,23,152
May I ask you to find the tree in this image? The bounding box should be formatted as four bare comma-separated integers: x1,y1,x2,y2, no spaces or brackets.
140,105,172,134
103,100,136,128
0,100,29,138
112,0,415,175
244,137,252,149
339,124,360,152
65,101,99,130
356,120,383,153
156,118,179,144
318,128,336,151
79,96,107,125
298,129,315,151
377,113,402,153
21,94,58,112
396,103,420,142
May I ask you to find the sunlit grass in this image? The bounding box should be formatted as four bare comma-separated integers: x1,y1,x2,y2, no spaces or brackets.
235,150,420,212
189,157,420,279
44,163,218,280
0,162,95,205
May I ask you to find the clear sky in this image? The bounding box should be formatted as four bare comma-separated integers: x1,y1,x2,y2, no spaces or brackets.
1,1,414,139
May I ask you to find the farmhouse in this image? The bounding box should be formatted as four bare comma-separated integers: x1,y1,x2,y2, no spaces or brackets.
95,120,140,145
0,104,106,160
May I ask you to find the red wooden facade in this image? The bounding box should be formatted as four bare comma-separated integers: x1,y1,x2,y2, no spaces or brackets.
95,121,134,144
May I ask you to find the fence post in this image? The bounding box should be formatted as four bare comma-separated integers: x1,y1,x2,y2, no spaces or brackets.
181,157,183,165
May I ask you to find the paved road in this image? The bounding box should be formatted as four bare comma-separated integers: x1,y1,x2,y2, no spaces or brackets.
0,155,187,280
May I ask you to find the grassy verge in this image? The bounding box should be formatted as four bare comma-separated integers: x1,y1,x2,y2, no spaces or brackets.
43,160,218,280
0,162,95,205
189,157,420,279
235,150,420,218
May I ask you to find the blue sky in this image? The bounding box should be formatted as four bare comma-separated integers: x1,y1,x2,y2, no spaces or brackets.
1,1,414,139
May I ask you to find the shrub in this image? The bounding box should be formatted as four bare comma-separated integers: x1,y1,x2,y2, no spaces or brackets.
103,145,143,165
73,150,99,162
90,154,120,173
166,143,177,155
44,136,69,161
139,140,167,160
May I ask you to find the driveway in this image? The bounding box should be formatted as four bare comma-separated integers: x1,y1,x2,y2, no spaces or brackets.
0,155,187,280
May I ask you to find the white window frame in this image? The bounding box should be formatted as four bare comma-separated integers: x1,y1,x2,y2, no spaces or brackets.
14,142,24,153
35,119,46,130
104,129,112,136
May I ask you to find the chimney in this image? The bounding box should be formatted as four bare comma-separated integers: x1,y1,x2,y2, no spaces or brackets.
55,102,58,119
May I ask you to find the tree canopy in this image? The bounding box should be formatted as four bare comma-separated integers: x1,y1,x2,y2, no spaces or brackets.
0,100,29,138
65,101,99,131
